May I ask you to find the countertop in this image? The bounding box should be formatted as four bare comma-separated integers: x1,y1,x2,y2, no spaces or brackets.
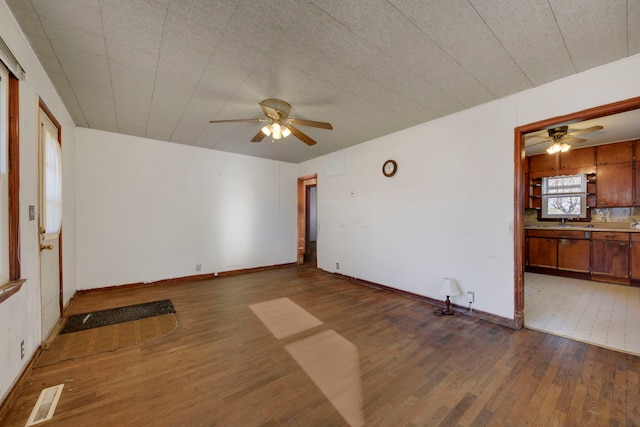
525,223,640,232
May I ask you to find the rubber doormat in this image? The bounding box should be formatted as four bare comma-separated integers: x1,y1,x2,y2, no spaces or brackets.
60,299,176,334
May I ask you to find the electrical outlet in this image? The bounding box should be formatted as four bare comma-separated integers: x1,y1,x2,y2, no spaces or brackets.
336,262,340,270
20,340,24,359
468,291,475,304
196,264,201,272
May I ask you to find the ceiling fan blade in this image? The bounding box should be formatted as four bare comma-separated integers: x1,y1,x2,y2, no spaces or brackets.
209,118,266,124
527,139,553,148
525,133,551,140
251,129,267,143
287,118,333,130
567,125,604,136
287,124,317,146
564,137,587,144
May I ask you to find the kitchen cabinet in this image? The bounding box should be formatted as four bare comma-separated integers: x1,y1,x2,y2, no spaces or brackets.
596,162,633,207
591,231,630,285
558,238,590,273
526,230,590,273
529,153,557,174
634,161,640,206
596,141,633,165
630,234,640,281
559,147,595,172
527,236,557,268
528,177,542,210
525,229,639,283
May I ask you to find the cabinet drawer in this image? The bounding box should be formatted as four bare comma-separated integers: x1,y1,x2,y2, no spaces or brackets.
527,229,588,239
591,231,629,241
631,233,640,243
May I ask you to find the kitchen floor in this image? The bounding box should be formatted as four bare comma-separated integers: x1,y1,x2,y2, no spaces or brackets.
525,272,640,356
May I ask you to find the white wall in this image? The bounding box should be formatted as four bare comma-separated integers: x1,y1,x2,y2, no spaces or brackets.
298,54,640,320
75,129,298,289
0,0,77,403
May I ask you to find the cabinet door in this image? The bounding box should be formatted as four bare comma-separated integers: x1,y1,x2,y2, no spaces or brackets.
529,153,558,173
596,162,633,207
635,161,640,206
560,147,595,170
527,237,557,268
631,237,640,280
596,141,633,165
557,239,590,273
591,239,629,279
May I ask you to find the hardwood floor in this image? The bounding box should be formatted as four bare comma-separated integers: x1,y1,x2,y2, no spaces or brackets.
2,265,639,426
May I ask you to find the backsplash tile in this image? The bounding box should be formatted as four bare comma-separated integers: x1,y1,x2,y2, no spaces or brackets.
525,207,640,225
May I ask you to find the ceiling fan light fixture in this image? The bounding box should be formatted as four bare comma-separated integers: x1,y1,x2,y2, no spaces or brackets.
261,125,272,136
281,126,291,138
546,141,571,154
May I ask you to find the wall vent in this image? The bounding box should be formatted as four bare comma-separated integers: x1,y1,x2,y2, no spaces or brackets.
25,384,64,426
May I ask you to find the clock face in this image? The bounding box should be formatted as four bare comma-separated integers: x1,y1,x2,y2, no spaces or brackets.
383,160,397,177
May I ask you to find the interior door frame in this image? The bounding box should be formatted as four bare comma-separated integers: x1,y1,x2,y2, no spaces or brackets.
297,174,317,265
513,95,640,329
39,98,63,314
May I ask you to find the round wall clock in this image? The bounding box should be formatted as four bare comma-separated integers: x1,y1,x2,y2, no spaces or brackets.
382,159,397,177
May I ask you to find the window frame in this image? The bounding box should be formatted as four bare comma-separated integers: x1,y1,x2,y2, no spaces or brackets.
540,173,588,219
0,62,23,303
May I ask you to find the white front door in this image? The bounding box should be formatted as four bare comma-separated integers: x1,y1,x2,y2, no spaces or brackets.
38,108,62,340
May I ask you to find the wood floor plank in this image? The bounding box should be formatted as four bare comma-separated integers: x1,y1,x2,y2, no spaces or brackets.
1,265,639,426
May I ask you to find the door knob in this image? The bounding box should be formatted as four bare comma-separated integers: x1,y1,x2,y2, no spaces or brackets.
40,244,53,251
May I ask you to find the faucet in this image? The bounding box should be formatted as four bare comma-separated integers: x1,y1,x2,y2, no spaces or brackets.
561,218,567,227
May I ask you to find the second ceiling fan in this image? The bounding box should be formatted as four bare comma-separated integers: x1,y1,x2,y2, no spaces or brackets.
527,125,603,154
209,98,333,146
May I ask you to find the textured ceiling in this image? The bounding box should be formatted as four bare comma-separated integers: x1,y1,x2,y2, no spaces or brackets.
6,0,640,163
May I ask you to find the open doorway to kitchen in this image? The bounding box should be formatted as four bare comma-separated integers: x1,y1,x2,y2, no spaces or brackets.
514,96,640,354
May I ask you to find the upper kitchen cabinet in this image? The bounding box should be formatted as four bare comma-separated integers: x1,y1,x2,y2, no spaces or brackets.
559,147,595,173
595,141,634,207
597,162,633,207
596,140,633,165
528,153,557,177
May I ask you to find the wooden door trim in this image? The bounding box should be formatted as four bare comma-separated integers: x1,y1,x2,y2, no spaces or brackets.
514,95,640,329
297,174,317,265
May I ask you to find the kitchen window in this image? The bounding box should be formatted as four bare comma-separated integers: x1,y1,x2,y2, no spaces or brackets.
541,174,588,219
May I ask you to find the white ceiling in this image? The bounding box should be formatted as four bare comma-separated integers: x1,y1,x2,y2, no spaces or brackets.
6,0,640,163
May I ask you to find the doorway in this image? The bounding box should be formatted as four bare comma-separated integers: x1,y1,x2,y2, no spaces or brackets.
38,100,63,341
297,174,317,265
514,96,640,330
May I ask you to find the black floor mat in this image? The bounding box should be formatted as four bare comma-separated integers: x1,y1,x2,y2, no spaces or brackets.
60,299,176,334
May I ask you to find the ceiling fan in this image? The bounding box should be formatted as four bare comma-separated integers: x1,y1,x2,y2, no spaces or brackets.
208,98,333,146
526,125,603,154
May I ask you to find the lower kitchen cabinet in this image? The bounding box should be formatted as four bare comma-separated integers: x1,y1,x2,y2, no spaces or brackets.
557,238,590,273
526,229,639,285
527,236,557,269
630,234,640,281
591,232,630,285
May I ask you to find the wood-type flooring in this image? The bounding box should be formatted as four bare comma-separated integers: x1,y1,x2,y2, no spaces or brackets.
1,265,639,426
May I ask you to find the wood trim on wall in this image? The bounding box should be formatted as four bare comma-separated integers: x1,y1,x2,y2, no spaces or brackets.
8,74,19,281
514,95,640,329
